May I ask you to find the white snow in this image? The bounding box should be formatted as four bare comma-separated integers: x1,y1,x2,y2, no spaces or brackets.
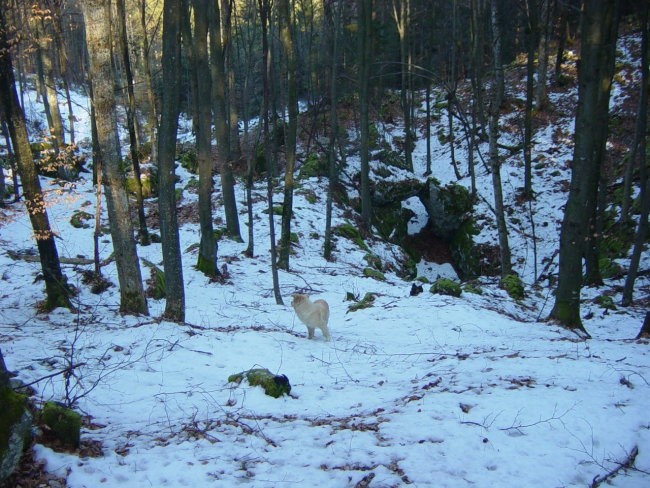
1,34,649,488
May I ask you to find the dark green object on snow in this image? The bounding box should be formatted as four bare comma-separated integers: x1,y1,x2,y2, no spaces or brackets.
228,368,291,398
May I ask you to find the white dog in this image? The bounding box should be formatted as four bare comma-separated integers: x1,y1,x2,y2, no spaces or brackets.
291,293,331,341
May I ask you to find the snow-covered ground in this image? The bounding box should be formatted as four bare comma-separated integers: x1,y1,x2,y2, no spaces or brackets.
1,35,649,488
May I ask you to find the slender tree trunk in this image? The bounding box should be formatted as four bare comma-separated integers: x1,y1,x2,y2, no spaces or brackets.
258,0,283,305
620,3,649,225
193,0,218,278
82,0,149,316
622,3,649,306
51,2,75,144
550,0,618,333
116,0,150,246
425,83,432,176
278,0,297,270
358,0,373,228
324,0,340,261
535,0,551,111
32,5,65,147
637,311,650,339
210,0,241,241
158,0,185,321
523,0,539,199
0,3,71,311
489,0,512,278
139,0,158,164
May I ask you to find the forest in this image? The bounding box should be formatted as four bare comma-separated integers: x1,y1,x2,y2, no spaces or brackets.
1,0,649,487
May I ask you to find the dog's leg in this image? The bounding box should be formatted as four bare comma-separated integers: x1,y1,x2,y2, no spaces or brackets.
307,327,315,339
322,325,331,341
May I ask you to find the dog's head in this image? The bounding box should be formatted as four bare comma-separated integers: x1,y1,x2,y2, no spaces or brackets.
291,293,308,308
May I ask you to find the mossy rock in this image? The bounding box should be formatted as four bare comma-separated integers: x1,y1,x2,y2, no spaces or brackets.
299,153,329,179
363,267,386,281
430,278,462,297
125,173,155,198
184,177,200,192
463,282,483,295
178,150,198,173
70,211,93,229
500,274,525,300
0,388,31,482
297,188,319,204
598,258,623,279
363,253,383,271
228,368,291,398
142,260,165,300
41,401,81,449
347,292,376,312
332,223,368,252
262,205,283,216
594,294,616,310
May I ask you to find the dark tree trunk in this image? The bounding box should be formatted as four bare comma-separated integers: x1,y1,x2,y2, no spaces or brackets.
550,0,619,333
278,0,297,271
193,0,218,278
489,0,512,278
82,0,149,316
158,0,185,321
0,3,71,311
637,312,650,339
622,2,649,307
358,0,373,227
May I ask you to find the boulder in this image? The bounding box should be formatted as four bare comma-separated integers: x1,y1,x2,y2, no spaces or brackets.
0,388,32,483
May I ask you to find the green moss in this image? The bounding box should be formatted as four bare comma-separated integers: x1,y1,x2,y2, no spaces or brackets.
70,211,93,229
299,153,329,179
174,188,183,203
363,253,382,271
42,401,81,449
450,219,480,280
178,150,198,173
594,294,616,310
430,278,462,297
598,258,623,279
0,388,29,459
290,232,299,244
184,177,200,191
463,282,483,295
228,368,291,398
332,223,368,251
500,274,525,300
262,205,283,216
125,174,155,198
363,267,386,281
348,292,376,312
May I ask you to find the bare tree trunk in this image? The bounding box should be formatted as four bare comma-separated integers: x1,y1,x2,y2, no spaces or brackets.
278,0,297,271
358,0,373,227
258,0,283,305
116,0,150,246
489,0,512,278
622,2,648,307
210,0,241,241
535,0,551,111
158,0,185,321
550,0,618,333
82,0,149,316
523,0,539,199
139,0,158,164
0,3,71,311
193,0,218,278
324,0,340,261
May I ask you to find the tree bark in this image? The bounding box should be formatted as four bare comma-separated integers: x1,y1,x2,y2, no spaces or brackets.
116,0,150,246
82,0,149,316
0,2,71,311
193,0,218,278
489,0,512,278
550,0,618,333
278,0,297,271
158,0,185,321
210,0,241,241
358,0,373,228
622,2,649,307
